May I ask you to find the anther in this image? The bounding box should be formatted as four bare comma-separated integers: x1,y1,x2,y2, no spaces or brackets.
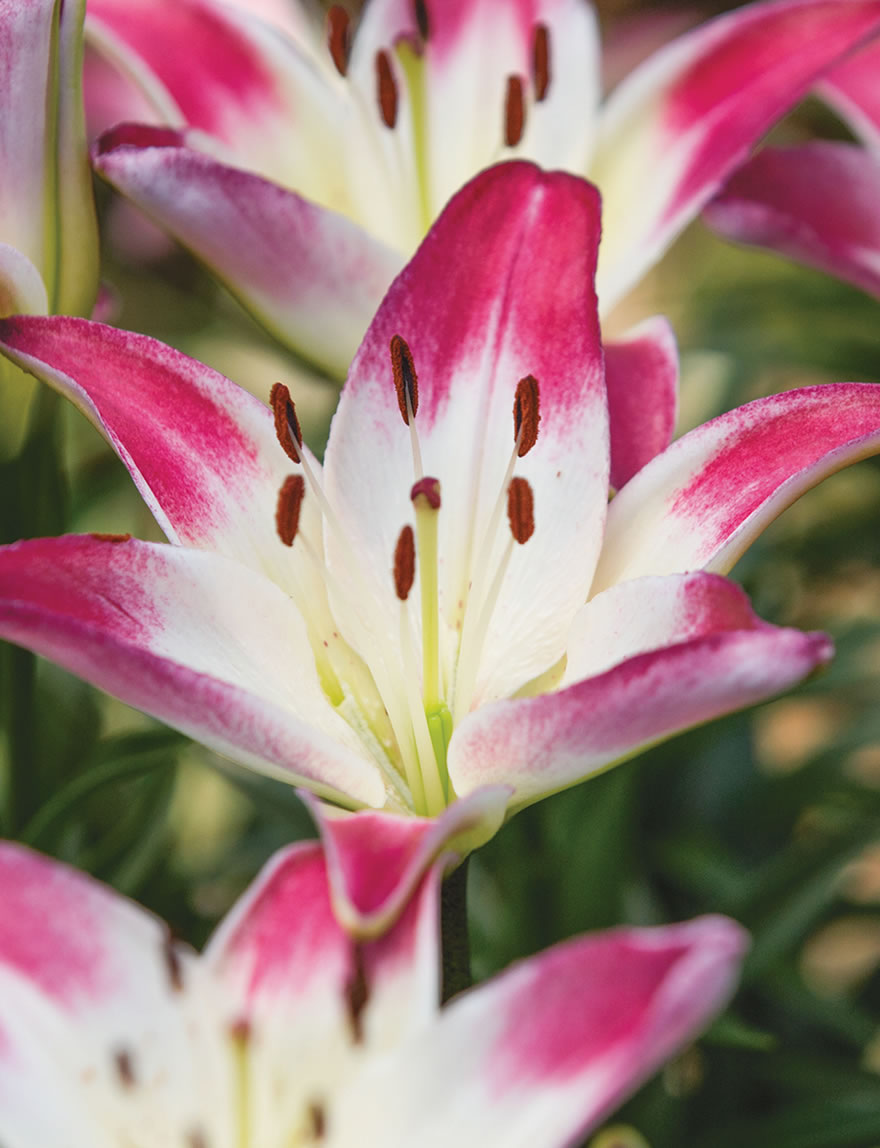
270,382,303,462
414,0,430,40
276,475,306,547
345,945,370,1044
514,375,541,457
375,50,399,128
411,476,441,510
309,1101,327,1140
327,6,351,76
114,1048,136,1088
391,334,419,424
533,24,551,101
394,525,416,600
507,476,535,544
89,532,131,543
162,935,184,992
504,75,525,147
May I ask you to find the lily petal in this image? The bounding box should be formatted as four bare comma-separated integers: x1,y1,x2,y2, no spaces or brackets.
303,787,510,937
819,37,880,150
330,915,747,1148
449,623,831,806
704,142,880,300
0,842,231,1148
592,383,880,593
605,316,679,489
0,535,384,807
205,840,441,1140
92,129,404,377
592,0,880,312
324,161,608,707
86,0,329,186
563,570,776,684
0,245,49,319
0,314,303,582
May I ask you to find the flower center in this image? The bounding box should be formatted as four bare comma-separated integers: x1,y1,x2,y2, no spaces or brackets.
270,340,540,816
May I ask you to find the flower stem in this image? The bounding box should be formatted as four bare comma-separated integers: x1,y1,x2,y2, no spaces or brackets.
441,858,471,1002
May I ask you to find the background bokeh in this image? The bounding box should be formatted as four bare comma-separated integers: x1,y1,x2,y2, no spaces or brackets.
3,1,880,1144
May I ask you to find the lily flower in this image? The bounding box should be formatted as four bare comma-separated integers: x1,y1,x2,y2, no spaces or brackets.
0,0,98,320
84,0,880,377
705,38,880,300
2,164,880,931
0,836,746,1148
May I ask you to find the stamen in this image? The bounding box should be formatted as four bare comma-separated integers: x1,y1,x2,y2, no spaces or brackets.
309,1101,327,1140
412,478,441,707
276,475,306,547
391,334,419,425
504,75,526,147
414,0,430,40
89,532,131,543
327,6,351,76
533,24,551,101
270,381,302,462
394,525,416,599
376,50,399,128
507,476,535,544
514,374,541,456
163,935,184,991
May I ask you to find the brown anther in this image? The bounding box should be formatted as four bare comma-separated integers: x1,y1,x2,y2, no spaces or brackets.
270,382,303,462
345,945,370,1043
309,1101,327,1140
162,934,184,992
411,476,441,510
514,375,541,457
327,6,351,76
414,0,430,40
375,50,398,128
187,1132,209,1148
276,475,306,547
390,333,419,424
533,24,551,101
114,1048,136,1088
507,476,535,544
504,75,525,148
89,532,131,543
394,525,416,600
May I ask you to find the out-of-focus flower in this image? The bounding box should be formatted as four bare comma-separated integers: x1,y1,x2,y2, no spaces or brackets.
83,0,880,376
0,837,746,1148
0,0,98,319
2,164,880,930
705,38,880,299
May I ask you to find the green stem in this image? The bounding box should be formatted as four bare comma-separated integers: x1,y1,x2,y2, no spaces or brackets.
440,858,471,1002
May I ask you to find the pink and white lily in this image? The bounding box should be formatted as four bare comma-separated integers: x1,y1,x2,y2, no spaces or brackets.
2,164,880,931
705,38,880,297
84,0,880,376
0,0,98,319
0,837,747,1148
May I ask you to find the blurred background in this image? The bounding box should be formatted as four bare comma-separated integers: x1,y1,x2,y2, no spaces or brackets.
3,0,880,1144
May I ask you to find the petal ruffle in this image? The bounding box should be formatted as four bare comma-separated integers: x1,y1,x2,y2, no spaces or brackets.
605,316,679,490
592,382,880,592
92,130,404,377
324,161,608,710
0,535,384,807
0,842,231,1148
704,142,880,300
329,915,747,1148
592,0,880,312
449,621,831,806
302,787,510,937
